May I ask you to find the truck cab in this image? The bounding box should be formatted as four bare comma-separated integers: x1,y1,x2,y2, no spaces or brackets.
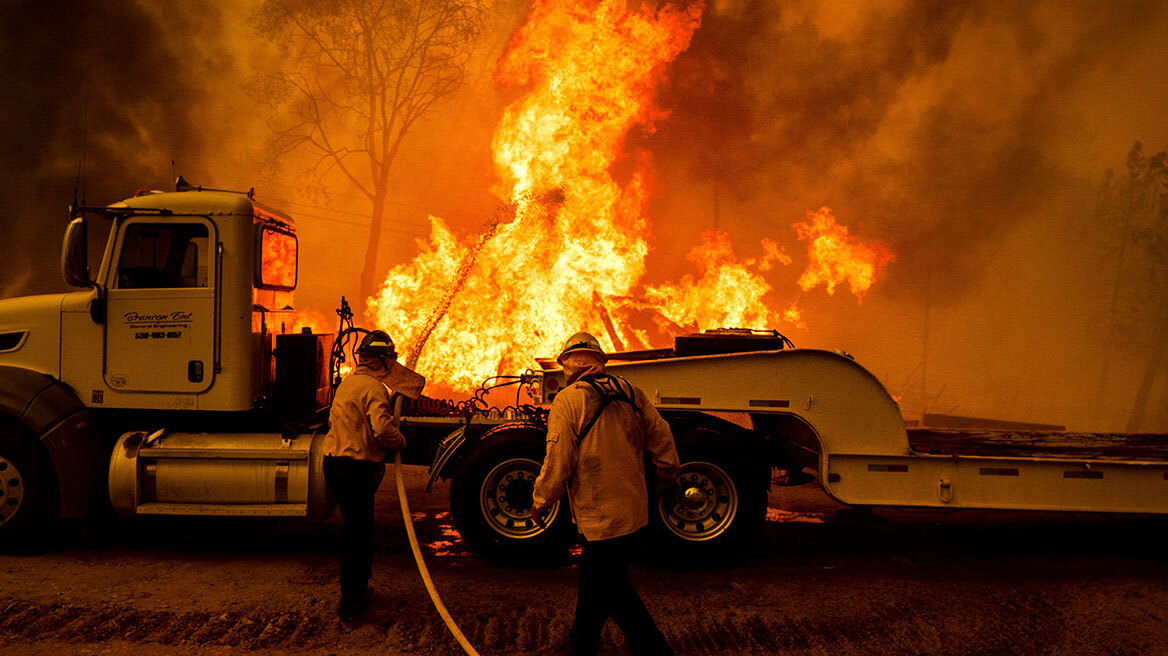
0,184,335,549
51,188,300,412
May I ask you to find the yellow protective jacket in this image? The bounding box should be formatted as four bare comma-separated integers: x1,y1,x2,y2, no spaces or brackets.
532,365,680,541
322,363,406,462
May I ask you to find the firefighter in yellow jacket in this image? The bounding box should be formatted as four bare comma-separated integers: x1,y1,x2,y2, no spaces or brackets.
531,332,680,656
321,330,410,622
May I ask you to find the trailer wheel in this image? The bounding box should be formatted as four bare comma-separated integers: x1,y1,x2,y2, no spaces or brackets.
0,419,59,553
450,427,573,563
652,428,766,557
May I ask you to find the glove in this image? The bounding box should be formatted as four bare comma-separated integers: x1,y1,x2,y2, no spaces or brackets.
529,504,547,529
655,473,679,507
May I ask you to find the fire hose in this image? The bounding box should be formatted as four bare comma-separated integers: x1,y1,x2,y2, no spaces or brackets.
392,449,481,656
391,395,481,656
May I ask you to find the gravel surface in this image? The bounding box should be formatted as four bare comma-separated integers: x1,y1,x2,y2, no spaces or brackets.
2,467,1166,655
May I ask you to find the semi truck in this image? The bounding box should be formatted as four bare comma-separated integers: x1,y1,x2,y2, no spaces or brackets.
1,182,1165,561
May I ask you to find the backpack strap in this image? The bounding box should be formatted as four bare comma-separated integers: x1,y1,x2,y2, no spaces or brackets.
572,374,639,446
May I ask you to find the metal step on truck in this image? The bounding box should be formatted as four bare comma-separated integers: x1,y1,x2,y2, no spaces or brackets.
1,181,1165,561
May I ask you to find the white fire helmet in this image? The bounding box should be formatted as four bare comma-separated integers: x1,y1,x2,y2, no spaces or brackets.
557,331,608,365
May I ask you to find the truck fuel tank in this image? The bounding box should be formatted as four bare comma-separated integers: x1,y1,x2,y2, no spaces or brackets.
108,429,334,519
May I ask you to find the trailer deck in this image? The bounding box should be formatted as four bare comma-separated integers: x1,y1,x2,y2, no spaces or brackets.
908,429,1168,462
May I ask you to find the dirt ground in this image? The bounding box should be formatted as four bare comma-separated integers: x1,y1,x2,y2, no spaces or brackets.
2,466,1167,656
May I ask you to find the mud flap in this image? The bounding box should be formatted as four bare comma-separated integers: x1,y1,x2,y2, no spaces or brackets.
425,425,467,493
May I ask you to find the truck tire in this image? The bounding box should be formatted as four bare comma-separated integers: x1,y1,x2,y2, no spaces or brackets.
0,418,59,553
449,427,573,563
651,427,767,558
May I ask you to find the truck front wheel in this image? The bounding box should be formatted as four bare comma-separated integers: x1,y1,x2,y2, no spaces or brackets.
449,427,573,563
0,419,59,553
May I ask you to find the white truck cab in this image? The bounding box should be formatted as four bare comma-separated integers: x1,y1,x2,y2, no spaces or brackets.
0,183,335,549
50,188,299,411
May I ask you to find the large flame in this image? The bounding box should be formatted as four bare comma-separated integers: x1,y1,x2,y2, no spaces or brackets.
367,0,891,392
641,231,790,331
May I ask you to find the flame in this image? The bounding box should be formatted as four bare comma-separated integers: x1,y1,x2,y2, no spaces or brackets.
370,0,704,390
641,231,790,331
287,307,334,335
794,206,893,300
365,1,892,392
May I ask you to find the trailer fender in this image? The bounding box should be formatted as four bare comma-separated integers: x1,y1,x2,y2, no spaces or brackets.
425,421,544,492
660,409,770,485
0,366,106,518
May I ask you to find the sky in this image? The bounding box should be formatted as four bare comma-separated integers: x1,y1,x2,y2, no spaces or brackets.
1,0,1167,431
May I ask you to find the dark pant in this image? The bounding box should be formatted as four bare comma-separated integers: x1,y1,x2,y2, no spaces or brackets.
568,531,673,656
323,456,384,605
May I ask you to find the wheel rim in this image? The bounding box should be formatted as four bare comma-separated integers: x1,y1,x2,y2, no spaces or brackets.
658,460,737,542
0,455,23,526
479,457,558,539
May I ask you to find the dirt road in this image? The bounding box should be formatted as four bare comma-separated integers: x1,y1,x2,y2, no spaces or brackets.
2,467,1166,655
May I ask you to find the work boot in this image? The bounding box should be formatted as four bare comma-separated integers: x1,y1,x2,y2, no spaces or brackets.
563,628,599,656
630,644,674,656
337,595,368,622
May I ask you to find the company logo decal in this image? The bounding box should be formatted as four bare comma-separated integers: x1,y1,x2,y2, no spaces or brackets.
123,311,193,323
122,310,194,341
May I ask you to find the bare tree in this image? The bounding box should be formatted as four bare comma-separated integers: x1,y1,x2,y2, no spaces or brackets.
1091,142,1168,431
1124,148,1168,431
252,0,485,303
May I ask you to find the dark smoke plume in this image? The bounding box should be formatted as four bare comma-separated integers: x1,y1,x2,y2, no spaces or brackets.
650,0,1166,301
0,1,228,297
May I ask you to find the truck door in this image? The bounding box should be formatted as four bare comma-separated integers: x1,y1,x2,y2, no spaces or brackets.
104,216,217,393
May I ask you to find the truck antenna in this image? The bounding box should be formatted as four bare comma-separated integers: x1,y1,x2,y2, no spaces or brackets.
73,99,89,210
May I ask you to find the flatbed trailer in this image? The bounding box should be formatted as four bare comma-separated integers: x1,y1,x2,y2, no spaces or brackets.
404,343,1167,560
582,348,1168,517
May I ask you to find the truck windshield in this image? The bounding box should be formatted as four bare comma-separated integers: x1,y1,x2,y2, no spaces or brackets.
116,222,209,289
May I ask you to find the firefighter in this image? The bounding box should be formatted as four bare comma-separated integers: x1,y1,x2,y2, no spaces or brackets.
322,329,407,622
530,331,680,656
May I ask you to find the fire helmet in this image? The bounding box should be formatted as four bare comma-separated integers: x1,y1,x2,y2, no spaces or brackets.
356,330,396,358
557,331,607,365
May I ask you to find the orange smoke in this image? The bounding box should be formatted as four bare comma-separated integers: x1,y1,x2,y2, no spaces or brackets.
366,1,892,392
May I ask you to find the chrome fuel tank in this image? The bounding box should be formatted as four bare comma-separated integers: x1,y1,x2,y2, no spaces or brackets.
108,429,334,518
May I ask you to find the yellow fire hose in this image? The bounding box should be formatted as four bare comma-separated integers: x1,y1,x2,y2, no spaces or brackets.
379,354,480,655
391,446,481,655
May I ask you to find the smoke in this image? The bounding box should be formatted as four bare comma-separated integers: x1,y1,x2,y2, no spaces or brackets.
651,0,1166,295
0,1,233,295
639,0,1168,428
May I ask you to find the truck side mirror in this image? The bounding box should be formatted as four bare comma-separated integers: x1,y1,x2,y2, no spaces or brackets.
61,217,91,288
